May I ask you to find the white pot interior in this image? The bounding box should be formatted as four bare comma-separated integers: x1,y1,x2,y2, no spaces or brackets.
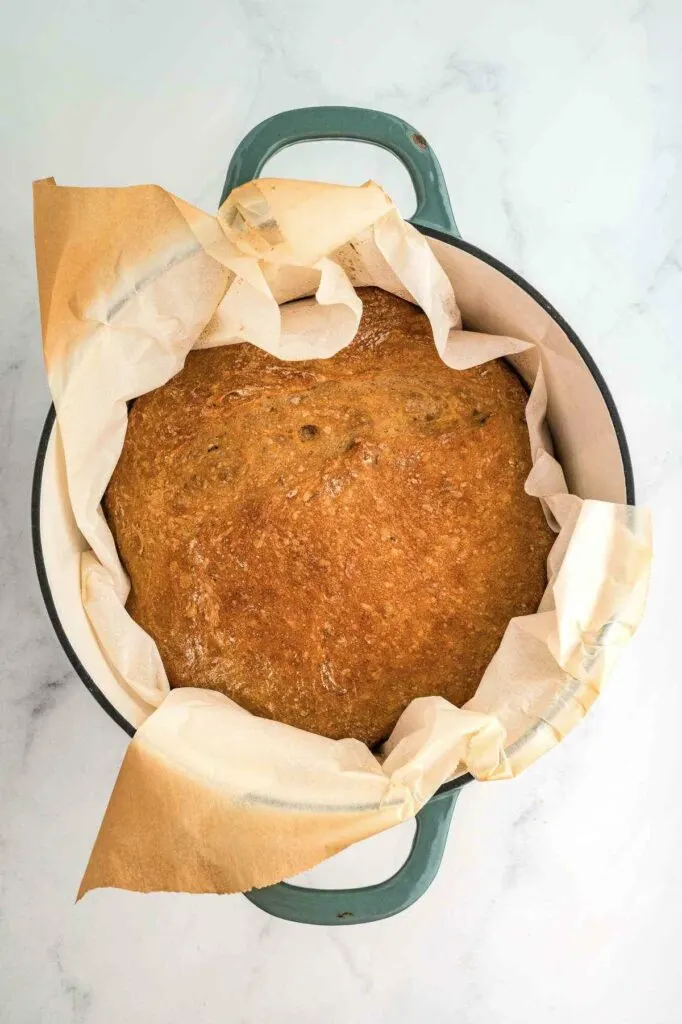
37,238,629,733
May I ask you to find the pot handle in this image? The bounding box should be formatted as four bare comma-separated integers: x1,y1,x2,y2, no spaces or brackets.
221,107,461,924
219,105,459,237
244,787,461,926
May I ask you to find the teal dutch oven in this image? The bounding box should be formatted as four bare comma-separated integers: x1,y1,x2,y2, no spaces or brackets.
32,106,634,926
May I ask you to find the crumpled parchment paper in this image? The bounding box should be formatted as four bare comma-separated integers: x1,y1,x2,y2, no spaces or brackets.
32,176,651,895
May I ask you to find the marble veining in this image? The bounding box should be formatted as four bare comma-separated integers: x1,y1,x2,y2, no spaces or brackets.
1,0,680,1021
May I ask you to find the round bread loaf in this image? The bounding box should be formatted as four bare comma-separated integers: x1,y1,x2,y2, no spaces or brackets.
104,288,554,746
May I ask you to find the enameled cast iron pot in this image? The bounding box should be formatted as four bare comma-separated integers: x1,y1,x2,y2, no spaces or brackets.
32,106,635,926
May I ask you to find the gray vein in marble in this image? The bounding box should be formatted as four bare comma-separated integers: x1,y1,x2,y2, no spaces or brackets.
633,244,682,312
327,931,374,994
503,793,544,889
50,944,94,1023
19,671,73,761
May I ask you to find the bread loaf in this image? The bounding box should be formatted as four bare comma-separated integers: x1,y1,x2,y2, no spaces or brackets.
104,288,554,746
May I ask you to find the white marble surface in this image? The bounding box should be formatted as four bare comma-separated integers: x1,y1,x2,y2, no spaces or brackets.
1,1,681,1021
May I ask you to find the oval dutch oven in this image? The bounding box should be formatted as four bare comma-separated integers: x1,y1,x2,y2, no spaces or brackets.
32,106,634,926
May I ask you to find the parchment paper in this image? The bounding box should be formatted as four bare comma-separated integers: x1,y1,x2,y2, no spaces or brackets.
32,177,651,896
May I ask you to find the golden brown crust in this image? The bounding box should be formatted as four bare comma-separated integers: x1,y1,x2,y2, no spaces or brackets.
104,288,554,746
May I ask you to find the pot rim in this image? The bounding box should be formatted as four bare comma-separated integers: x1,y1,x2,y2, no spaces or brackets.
31,227,636,796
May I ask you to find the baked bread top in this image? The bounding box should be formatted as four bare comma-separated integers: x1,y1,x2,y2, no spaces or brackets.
104,287,554,746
